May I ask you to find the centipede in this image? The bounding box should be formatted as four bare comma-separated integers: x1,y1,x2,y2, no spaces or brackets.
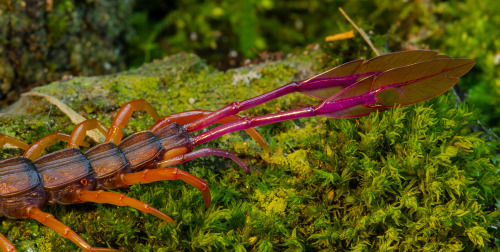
0,50,474,251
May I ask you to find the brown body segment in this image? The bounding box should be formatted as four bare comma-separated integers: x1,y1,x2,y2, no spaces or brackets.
118,131,165,170
33,148,96,205
0,157,46,251
154,122,192,151
0,157,46,219
85,142,131,189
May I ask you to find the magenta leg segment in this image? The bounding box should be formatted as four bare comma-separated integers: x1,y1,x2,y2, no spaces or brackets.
184,83,299,132
190,55,476,146
191,106,317,146
184,74,367,132
191,92,372,146
184,51,456,133
186,51,466,133
159,147,250,174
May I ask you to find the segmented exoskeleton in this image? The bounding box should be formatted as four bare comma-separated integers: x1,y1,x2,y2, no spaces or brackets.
0,51,474,251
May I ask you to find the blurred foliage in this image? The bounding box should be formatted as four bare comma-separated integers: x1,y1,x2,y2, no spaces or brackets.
0,0,133,105
424,0,500,136
125,0,440,66
126,0,500,135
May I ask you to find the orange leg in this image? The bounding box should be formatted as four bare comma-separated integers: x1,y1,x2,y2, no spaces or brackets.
163,146,190,160
150,110,270,152
68,119,109,148
77,189,174,224
122,168,211,209
150,110,214,132
0,233,16,252
0,135,29,150
106,99,161,144
27,207,118,252
22,133,90,161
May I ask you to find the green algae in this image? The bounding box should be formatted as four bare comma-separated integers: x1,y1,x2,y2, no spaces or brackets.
0,49,499,251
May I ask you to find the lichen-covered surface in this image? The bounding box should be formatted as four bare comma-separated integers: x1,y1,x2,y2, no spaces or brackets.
0,0,133,105
0,50,498,251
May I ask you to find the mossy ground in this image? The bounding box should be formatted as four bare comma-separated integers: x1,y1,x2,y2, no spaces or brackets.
0,49,498,251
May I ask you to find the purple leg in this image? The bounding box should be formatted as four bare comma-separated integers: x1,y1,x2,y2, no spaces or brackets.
184,50,445,133
184,75,365,132
158,147,250,174
190,54,474,146
190,92,372,146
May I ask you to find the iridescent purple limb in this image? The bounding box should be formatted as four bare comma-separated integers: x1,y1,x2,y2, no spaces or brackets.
184,73,372,132
190,92,377,146
158,147,250,174
190,55,477,147
184,50,446,133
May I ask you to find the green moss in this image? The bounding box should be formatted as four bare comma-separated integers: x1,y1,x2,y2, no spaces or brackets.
0,49,498,251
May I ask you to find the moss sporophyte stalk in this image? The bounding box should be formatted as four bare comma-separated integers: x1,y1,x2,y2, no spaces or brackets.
0,50,498,251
